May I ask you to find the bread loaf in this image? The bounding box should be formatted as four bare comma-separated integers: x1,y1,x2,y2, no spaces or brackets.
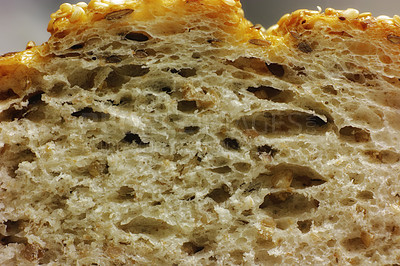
1,0,400,264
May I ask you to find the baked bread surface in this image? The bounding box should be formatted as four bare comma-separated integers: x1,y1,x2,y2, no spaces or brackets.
1,0,400,265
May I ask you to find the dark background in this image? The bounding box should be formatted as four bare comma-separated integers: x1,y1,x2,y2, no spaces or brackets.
0,0,399,54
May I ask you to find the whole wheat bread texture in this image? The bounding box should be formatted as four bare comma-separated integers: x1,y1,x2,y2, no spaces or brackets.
1,0,400,265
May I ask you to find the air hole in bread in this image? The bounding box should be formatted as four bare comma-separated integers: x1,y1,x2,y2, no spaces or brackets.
238,219,249,225
292,65,307,76
4,220,24,235
184,126,200,135
161,87,173,94
124,31,151,42
192,52,201,59
0,234,28,245
177,100,198,112
271,169,293,188
215,69,224,75
237,111,328,135
222,138,240,150
26,91,42,103
181,242,204,255
227,57,269,75
88,160,109,177
105,55,123,63
364,150,400,164
0,89,19,100
142,48,157,57
321,85,338,95
247,86,280,98
178,68,197,77
53,30,69,39
209,256,218,262
169,114,182,122
104,70,129,88
242,209,253,217
291,175,326,188
245,176,263,192
207,38,221,45
206,184,231,203
270,164,327,188
0,145,36,178
232,71,254,80
24,94,47,122
341,237,367,251
96,141,112,150
356,191,374,200
1,220,28,245
167,67,197,77
297,41,313,53
48,82,67,96
105,9,134,20
257,145,278,157
349,173,364,184
122,132,149,146
71,107,110,121
247,86,295,103
119,216,174,237
70,185,89,194
259,192,319,218
250,164,326,190
340,198,356,206
49,195,67,210
56,52,82,58
210,166,232,174
114,64,150,77
327,239,336,247
152,201,162,206
100,41,124,51
118,95,133,106
339,126,371,142
266,63,285,77
297,219,312,233
344,73,366,84
276,218,292,230
233,162,251,173
183,195,195,201
69,43,84,50
0,92,46,121
68,68,98,89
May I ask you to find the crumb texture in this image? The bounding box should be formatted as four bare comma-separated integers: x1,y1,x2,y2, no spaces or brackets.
1,1,400,265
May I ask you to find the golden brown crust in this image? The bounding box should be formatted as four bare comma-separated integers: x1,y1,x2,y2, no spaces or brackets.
1,1,400,98
47,0,250,37
267,8,400,76
270,8,400,41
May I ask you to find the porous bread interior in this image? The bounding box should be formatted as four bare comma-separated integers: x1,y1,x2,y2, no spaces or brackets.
1,3,400,266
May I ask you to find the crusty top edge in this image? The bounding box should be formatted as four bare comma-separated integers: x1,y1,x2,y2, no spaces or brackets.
47,1,400,37
47,0,244,34
1,1,400,97
267,8,400,36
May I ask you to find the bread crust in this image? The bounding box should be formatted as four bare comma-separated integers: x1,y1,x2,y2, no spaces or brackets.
1,1,399,100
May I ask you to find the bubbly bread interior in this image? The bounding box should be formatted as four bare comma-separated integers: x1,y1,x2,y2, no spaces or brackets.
1,1,400,265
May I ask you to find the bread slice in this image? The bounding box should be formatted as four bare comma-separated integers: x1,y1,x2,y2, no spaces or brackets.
1,0,400,264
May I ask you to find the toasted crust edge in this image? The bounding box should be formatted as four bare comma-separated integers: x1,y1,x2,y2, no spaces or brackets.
0,0,399,98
